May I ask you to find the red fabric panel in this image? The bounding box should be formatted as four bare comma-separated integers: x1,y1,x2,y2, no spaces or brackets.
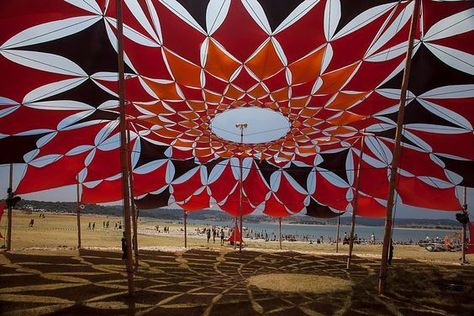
81,178,121,204
313,173,348,211
212,0,266,61
355,195,386,218
172,168,202,202
178,189,210,212
133,164,168,196
219,188,255,216
16,153,88,194
242,163,268,207
397,175,461,211
274,173,305,214
263,194,291,218
208,163,237,202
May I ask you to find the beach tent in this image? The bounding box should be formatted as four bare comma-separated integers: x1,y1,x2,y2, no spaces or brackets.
0,1,472,218
1,0,473,297
1,1,472,217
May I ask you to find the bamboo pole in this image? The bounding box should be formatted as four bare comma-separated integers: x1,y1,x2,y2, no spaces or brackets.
236,123,246,252
279,217,282,250
184,210,187,248
76,177,81,249
6,163,13,251
347,134,366,269
116,0,134,296
335,215,340,253
379,0,420,295
127,125,139,269
234,217,237,250
461,187,467,265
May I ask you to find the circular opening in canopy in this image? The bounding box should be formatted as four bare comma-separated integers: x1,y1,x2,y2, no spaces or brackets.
210,107,290,144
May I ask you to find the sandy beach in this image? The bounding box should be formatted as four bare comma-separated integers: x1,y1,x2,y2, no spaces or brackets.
1,210,469,264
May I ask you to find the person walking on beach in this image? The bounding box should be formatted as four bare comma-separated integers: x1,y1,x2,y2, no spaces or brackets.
92,222,95,230
207,229,211,243
220,229,225,246
212,228,216,243
88,222,91,230
29,218,34,228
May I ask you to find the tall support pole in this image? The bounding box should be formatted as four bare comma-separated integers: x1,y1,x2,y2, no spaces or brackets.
6,163,13,251
233,217,237,250
236,123,247,253
76,178,82,249
183,210,187,248
116,0,134,296
379,0,420,295
279,217,282,250
127,125,139,269
461,187,468,265
335,215,340,253
347,134,366,269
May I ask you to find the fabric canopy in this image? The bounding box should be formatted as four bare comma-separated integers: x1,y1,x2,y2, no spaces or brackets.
0,1,472,217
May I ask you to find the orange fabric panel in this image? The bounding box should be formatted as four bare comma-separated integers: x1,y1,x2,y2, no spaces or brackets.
289,45,326,84
327,111,365,126
144,78,182,100
326,91,368,110
203,90,223,103
164,49,201,87
205,39,240,80
155,128,181,139
246,41,284,80
248,84,268,98
318,62,359,94
271,87,290,101
224,84,245,100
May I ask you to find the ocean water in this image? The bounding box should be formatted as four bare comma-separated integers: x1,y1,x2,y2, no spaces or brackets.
144,218,459,243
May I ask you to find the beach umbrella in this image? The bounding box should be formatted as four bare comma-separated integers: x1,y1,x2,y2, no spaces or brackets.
1,0,473,295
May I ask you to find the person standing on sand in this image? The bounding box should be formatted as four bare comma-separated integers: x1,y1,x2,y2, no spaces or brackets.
207,228,211,243
29,218,34,227
92,222,95,230
212,228,216,243
220,229,225,245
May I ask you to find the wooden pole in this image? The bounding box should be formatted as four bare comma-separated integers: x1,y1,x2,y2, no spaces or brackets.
6,163,13,251
347,134,366,269
116,0,134,296
76,177,82,249
379,0,420,295
236,124,246,253
279,217,282,250
461,187,467,265
335,215,340,253
127,125,139,269
234,217,237,250
184,210,187,248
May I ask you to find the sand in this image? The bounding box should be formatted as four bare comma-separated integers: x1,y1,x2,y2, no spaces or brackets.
0,210,470,264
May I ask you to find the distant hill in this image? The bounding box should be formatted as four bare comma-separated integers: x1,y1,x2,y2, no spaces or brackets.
16,199,461,229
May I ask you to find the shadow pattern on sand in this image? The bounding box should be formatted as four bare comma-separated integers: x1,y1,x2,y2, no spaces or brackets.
0,249,473,315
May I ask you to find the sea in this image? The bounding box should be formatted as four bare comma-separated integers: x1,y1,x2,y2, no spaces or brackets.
143,218,459,243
